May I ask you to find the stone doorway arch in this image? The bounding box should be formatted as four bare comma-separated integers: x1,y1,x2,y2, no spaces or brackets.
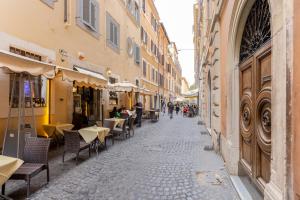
224,0,290,199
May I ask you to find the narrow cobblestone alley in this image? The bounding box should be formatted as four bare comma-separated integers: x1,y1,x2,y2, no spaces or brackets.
7,115,239,200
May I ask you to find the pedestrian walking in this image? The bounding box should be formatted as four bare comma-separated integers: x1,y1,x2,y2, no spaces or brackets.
168,101,174,119
162,101,166,115
175,104,180,115
135,102,143,127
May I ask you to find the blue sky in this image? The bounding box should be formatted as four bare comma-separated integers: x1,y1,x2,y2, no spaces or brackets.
155,0,195,86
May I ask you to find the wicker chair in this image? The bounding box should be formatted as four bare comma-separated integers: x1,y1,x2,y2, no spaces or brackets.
112,119,128,140
103,120,115,146
62,130,91,165
1,137,51,197
126,117,136,137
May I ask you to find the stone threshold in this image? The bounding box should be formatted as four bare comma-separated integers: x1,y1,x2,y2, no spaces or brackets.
230,175,263,200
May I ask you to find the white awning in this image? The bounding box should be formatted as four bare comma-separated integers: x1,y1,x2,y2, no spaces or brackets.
56,66,107,88
174,97,187,102
109,81,138,92
138,87,154,96
0,50,55,78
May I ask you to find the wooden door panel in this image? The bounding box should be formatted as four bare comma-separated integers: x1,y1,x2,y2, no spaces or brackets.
255,47,272,186
259,149,271,183
240,60,254,174
256,49,272,91
239,43,271,192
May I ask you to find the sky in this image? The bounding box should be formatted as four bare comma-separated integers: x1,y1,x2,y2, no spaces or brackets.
155,0,195,86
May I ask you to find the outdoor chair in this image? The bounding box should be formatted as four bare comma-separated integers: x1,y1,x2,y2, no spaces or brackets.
103,119,116,146
62,130,91,165
126,117,136,137
1,137,51,198
112,119,128,140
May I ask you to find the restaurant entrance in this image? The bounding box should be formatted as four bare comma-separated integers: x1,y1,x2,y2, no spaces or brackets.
73,86,103,128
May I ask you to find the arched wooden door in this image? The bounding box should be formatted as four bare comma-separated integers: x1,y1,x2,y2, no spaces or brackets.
239,0,272,192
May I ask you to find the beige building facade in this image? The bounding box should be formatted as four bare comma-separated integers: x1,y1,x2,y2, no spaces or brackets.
181,77,189,95
194,0,300,199
140,0,182,109
0,0,143,148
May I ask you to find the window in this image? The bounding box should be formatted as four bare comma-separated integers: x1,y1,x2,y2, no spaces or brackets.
161,55,165,65
141,27,148,45
109,91,118,105
134,2,140,22
143,60,147,77
81,0,98,31
9,75,47,108
151,68,155,81
77,0,99,36
127,0,140,23
134,44,140,65
167,64,171,73
155,71,158,83
64,0,69,22
142,0,146,13
106,12,120,51
151,14,157,31
109,77,117,84
159,74,164,86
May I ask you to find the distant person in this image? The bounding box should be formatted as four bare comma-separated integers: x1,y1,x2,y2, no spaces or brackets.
175,104,180,115
135,102,143,127
162,101,166,115
168,101,174,119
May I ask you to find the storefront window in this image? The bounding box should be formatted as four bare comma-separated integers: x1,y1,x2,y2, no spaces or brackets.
109,91,118,105
9,74,47,108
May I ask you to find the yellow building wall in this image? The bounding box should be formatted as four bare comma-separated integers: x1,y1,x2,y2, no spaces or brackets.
0,0,141,148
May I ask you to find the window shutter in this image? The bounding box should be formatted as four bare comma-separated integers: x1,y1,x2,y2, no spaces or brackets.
114,25,118,46
141,27,144,41
95,2,99,32
90,1,96,29
82,0,91,25
89,0,99,31
136,46,140,64
142,0,146,13
110,22,114,43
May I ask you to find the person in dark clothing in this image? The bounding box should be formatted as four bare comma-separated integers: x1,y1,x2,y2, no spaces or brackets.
175,104,180,115
135,102,143,127
168,102,174,119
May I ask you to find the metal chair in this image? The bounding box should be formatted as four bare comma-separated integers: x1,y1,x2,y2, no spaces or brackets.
62,130,91,165
103,120,115,147
112,119,128,140
1,137,51,197
126,117,136,137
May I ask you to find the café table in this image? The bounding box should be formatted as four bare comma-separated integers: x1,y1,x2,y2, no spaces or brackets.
0,155,23,186
78,126,110,155
42,123,74,147
104,118,126,129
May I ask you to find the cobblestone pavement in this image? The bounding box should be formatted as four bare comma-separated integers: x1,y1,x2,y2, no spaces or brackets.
6,114,239,200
